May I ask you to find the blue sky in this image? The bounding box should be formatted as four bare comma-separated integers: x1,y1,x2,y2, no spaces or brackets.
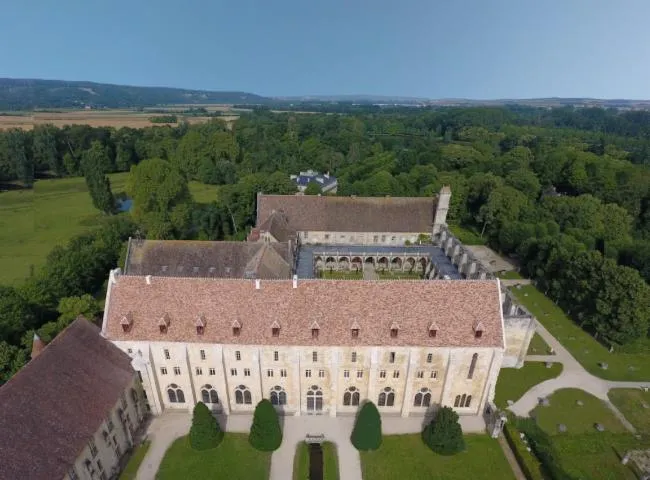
1,0,649,99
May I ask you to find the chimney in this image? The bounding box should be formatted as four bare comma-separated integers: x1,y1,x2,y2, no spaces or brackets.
31,333,46,359
292,274,298,289
255,279,261,290
110,268,122,284
146,275,152,285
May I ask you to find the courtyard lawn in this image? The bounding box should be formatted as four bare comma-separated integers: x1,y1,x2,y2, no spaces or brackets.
495,270,523,280
608,388,650,433
510,285,650,381
527,333,554,355
319,270,363,280
119,441,150,480
494,362,563,409
293,441,339,480
156,433,271,480
360,435,516,480
376,270,424,280
531,388,628,435
0,173,218,285
447,223,486,245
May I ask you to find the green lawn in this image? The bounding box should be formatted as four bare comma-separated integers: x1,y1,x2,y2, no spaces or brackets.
376,271,424,280
447,223,486,245
319,270,363,280
0,173,218,285
608,389,650,433
119,441,150,480
360,435,516,480
156,433,271,480
531,388,627,435
495,270,524,280
293,441,339,480
495,362,563,409
510,285,650,381
526,333,554,355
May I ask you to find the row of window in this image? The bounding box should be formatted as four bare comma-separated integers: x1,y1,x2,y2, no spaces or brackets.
165,383,473,410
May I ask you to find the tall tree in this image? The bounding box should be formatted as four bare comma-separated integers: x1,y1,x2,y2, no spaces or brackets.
82,141,115,214
249,399,282,451
350,401,382,451
189,402,223,450
33,125,63,176
421,406,465,455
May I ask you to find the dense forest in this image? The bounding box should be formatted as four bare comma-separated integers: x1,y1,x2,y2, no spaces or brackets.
1,105,650,382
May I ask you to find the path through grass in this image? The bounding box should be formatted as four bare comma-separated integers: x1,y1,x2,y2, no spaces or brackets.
495,362,563,409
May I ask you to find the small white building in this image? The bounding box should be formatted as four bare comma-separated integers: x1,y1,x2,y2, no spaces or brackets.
290,170,338,194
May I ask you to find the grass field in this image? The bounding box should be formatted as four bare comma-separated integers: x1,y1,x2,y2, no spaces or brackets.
608,389,650,433
0,173,218,285
119,441,150,480
447,223,486,245
360,435,516,480
376,270,424,279
293,441,339,480
511,285,650,381
0,111,215,130
494,362,563,409
526,333,553,355
156,433,271,480
495,270,524,280
319,270,363,280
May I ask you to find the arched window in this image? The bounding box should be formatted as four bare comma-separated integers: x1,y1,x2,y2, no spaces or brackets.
454,395,461,407
468,353,478,379
378,387,395,407
235,385,252,405
460,394,466,407
454,394,472,408
201,384,219,404
413,388,432,407
270,386,287,406
343,386,360,406
167,384,184,403
306,385,323,411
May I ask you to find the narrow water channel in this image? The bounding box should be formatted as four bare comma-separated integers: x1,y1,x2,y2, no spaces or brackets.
309,443,324,480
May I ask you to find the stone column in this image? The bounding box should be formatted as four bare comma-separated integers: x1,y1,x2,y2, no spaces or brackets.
292,347,302,416
439,350,454,408
183,345,198,410
400,348,418,417
366,348,380,406
214,345,230,414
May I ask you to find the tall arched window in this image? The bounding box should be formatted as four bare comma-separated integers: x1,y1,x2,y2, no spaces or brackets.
235,385,252,405
413,388,431,407
454,395,461,407
167,384,185,403
201,384,219,404
465,395,472,408
270,386,287,406
343,386,360,406
378,387,395,407
454,393,472,407
306,385,323,411
468,353,478,379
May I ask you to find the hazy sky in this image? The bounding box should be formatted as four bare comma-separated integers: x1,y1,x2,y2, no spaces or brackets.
1,0,649,99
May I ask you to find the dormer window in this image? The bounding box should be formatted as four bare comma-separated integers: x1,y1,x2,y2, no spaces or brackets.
232,320,241,336
120,314,132,333
428,323,438,338
271,320,281,338
310,321,320,339
351,321,360,339
390,322,399,338
473,321,484,339
159,313,170,334
195,315,206,335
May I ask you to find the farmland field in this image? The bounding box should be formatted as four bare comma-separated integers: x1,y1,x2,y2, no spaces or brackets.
0,173,218,285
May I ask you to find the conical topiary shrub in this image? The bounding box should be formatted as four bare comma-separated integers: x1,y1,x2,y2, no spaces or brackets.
350,401,382,451
189,402,223,450
249,399,283,451
422,406,465,455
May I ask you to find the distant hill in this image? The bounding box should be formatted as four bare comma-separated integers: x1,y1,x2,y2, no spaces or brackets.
0,78,269,110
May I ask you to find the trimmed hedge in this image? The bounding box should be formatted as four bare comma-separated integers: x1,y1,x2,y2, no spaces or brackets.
189,402,223,450
249,399,283,451
351,402,382,451
422,406,465,455
503,423,544,480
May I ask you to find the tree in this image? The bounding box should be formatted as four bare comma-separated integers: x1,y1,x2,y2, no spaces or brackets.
33,125,63,176
57,295,100,325
304,181,322,195
8,130,33,186
82,141,115,214
350,401,382,451
126,158,192,239
0,286,36,345
0,341,27,384
189,402,223,450
249,399,282,451
422,406,465,455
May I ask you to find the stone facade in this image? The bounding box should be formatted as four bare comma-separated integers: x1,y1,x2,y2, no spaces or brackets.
111,341,501,419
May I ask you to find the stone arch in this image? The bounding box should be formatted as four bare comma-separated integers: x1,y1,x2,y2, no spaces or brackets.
364,257,375,265
377,256,389,268
405,257,416,271
390,257,402,270
351,257,362,271
338,257,350,270
314,256,324,270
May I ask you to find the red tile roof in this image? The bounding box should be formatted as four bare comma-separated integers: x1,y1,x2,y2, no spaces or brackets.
104,276,504,348
256,194,437,233
0,319,135,480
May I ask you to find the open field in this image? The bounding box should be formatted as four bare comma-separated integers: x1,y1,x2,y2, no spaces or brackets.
494,361,563,409
0,173,218,285
156,433,271,480
511,285,650,381
360,434,516,480
0,111,215,130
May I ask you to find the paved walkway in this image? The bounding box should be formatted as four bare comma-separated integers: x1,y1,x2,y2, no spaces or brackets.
362,266,378,280
497,436,527,480
499,278,532,287
508,321,650,432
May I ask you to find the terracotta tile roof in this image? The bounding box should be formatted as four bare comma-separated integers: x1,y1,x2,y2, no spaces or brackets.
0,318,135,480
257,210,295,242
104,276,504,348
125,239,291,279
256,194,437,233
